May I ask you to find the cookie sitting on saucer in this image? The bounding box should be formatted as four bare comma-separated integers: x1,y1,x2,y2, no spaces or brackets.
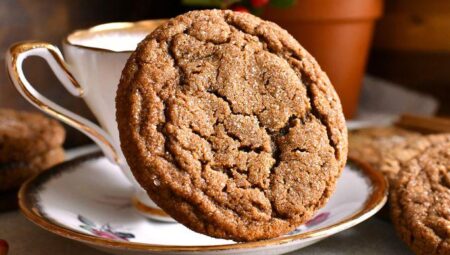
0,109,65,192
116,10,347,241
390,134,450,255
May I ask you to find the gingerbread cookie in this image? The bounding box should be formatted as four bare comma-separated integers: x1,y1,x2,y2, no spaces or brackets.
390,135,450,255
377,135,449,185
0,147,65,191
116,10,347,241
0,109,65,163
349,127,420,170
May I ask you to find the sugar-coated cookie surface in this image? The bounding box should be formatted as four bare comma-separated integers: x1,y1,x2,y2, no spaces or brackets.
390,135,450,255
116,9,347,241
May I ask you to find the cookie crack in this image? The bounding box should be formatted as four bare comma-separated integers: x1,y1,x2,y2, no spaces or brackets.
302,74,338,159
167,40,185,86
238,145,264,153
266,115,297,170
190,125,216,150
205,85,279,211
162,38,207,172
224,18,338,160
184,27,232,46
206,89,235,113
164,34,272,219
160,102,184,170
134,85,164,158
205,88,270,152
206,82,303,219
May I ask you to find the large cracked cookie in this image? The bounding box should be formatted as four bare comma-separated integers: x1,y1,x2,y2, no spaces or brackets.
390,135,450,255
116,9,347,241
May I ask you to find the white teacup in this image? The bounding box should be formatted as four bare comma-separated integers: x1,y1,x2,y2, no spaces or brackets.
6,20,174,222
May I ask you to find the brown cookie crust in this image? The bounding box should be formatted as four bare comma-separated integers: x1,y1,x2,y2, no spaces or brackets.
0,147,65,191
0,109,65,163
390,135,450,255
116,10,347,241
349,127,420,170
349,127,423,184
378,135,447,185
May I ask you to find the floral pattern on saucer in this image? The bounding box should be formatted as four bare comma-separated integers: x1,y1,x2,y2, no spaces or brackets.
78,215,135,241
288,212,331,235
305,212,330,227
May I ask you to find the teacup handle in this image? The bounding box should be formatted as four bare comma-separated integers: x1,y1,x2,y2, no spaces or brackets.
6,41,120,163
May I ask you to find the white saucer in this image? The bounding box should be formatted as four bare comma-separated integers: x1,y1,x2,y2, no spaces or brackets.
19,153,387,255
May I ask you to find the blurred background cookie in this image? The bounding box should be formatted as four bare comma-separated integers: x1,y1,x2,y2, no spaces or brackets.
0,147,65,191
390,135,450,255
377,134,449,184
349,126,449,186
349,126,448,221
0,109,65,211
349,127,421,175
0,109,65,163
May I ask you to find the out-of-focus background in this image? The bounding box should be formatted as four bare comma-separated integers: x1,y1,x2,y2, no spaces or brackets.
1,0,449,147
0,0,187,147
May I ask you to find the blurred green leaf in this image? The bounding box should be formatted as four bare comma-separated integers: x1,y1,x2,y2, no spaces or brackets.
269,0,296,8
252,7,264,16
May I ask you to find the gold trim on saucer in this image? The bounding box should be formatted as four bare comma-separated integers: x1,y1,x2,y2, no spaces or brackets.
132,196,170,218
19,154,387,252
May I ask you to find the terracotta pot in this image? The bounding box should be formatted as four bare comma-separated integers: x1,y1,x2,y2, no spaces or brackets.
264,0,383,118
369,0,450,115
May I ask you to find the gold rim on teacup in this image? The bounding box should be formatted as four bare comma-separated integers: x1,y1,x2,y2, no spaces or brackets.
65,20,167,53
